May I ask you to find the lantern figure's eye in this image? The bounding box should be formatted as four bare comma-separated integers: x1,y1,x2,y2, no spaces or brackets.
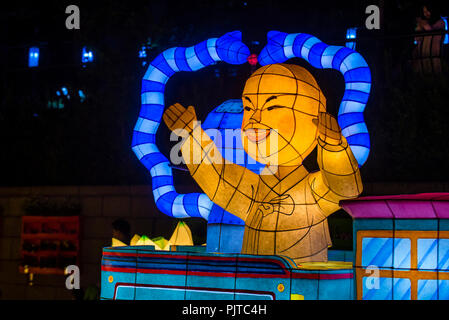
244,106,252,111
266,105,284,111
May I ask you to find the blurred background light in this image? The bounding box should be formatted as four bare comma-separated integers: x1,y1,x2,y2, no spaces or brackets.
28,47,39,68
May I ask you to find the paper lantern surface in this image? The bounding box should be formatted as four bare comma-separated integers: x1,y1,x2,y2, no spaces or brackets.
163,63,363,264
258,31,371,167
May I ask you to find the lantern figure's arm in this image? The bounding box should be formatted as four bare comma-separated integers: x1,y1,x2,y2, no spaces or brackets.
164,103,260,222
309,112,363,214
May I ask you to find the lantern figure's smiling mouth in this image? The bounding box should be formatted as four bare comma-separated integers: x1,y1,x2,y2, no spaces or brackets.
245,128,271,143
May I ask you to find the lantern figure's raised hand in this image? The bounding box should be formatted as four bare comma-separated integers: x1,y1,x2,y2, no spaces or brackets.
164,63,363,264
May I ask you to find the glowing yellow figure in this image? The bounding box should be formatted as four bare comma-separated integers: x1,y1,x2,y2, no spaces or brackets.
163,64,362,264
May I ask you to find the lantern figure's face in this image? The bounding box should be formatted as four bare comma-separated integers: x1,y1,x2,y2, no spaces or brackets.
241,64,326,166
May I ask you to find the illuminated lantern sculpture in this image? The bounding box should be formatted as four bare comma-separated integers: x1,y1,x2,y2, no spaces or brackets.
133,31,371,263
247,53,258,66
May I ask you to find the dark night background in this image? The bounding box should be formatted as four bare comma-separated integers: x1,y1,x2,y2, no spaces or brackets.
1,0,449,188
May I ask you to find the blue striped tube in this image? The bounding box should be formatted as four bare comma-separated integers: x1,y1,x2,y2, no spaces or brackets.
132,31,250,219
258,31,372,166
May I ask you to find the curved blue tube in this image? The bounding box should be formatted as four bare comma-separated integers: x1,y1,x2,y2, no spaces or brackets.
258,31,372,166
132,31,250,219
